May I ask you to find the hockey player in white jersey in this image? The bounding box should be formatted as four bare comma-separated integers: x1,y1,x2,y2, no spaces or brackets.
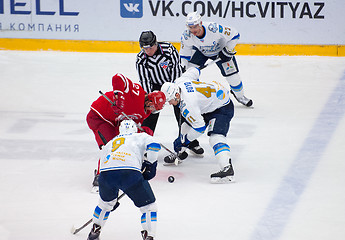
180,11,253,107
161,67,235,183
87,120,160,240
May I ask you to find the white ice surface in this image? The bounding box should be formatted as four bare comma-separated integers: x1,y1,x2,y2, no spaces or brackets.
0,51,345,240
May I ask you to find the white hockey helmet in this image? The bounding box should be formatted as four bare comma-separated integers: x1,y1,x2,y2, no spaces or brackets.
186,11,202,27
161,82,179,102
119,119,138,134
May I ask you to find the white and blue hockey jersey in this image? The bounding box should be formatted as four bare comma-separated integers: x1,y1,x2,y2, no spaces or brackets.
175,68,231,139
99,132,161,173
180,21,240,60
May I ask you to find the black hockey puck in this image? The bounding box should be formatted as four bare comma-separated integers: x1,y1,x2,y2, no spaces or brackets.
168,176,175,183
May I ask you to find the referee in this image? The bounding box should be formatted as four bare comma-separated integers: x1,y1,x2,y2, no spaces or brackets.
136,31,204,162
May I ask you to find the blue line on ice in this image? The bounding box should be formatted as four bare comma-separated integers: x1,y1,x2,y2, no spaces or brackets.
250,71,345,240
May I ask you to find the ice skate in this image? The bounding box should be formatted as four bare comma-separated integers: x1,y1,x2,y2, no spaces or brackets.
210,160,235,183
187,140,204,156
91,169,99,193
87,223,101,240
141,230,148,240
163,140,203,165
231,90,253,107
163,152,187,165
163,153,176,164
141,230,154,240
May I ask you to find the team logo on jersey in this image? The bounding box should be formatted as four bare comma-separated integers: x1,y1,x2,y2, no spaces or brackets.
160,61,169,69
208,23,218,33
120,0,143,18
105,154,111,163
182,30,191,40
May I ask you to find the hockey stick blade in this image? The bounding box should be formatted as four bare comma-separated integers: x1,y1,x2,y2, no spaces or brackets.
71,218,92,234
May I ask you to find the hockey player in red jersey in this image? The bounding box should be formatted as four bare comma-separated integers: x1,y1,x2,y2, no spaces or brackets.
86,73,166,191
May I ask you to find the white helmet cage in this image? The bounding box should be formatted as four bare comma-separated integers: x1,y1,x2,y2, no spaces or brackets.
186,11,202,27
161,82,179,102
119,119,138,134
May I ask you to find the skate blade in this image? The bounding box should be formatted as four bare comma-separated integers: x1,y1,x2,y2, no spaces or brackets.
210,176,235,184
91,186,99,193
189,151,204,158
163,159,183,166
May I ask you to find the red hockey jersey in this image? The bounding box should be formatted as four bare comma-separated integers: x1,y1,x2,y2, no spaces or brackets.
90,74,150,128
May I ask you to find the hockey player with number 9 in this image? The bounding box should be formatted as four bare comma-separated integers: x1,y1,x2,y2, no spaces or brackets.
161,67,235,183
86,73,166,191
180,11,253,107
87,119,160,240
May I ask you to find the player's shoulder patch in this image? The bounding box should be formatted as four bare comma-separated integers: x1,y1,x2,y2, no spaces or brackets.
218,24,224,34
182,108,190,118
208,22,218,33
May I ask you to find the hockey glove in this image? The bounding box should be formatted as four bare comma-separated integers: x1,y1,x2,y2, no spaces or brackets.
173,135,191,153
141,160,157,180
111,91,125,114
140,126,154,136
218,47,234,62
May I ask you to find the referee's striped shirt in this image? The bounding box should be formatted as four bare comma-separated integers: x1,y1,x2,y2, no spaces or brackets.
136,42,182,93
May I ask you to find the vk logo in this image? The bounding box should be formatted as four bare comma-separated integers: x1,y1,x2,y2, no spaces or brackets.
120,0,143,18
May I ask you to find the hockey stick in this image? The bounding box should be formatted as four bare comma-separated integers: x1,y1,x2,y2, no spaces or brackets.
171,103,183,166
99,90,116,106
71,192,126,234
99,90,181,163
198,58,221,70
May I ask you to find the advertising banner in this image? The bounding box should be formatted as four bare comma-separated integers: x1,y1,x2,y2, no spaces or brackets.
0,0,344,45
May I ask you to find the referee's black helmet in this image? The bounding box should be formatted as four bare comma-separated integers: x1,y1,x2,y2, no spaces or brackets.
139,31,157,48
